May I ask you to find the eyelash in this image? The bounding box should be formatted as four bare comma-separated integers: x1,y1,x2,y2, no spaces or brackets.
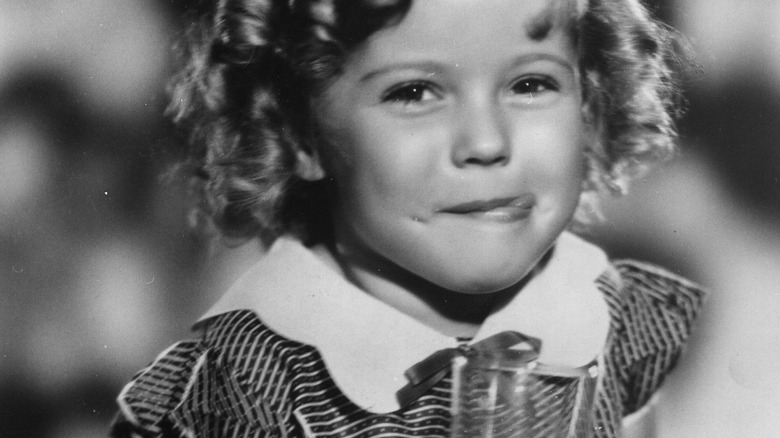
510,77,559,97
381,82,439,105
379,76,560,110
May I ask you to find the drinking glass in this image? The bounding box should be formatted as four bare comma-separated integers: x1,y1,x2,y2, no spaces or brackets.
450,349,598,438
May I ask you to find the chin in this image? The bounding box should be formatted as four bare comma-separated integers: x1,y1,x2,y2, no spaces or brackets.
449,248,548,294
435,266,531,295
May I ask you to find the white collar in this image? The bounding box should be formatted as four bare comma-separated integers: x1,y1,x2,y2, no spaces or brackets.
198,231,611,413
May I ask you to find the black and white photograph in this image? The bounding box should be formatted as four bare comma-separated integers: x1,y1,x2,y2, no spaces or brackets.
1,1,779,437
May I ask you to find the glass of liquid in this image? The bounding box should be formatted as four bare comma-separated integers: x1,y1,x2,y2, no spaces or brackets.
450,348,598,438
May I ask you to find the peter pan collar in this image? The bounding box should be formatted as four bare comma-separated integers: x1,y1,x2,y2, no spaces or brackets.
197,231,611,413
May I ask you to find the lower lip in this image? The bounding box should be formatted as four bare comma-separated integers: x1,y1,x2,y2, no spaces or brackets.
458,206,533,222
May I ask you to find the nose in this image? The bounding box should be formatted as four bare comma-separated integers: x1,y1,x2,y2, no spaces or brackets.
451,97,511,167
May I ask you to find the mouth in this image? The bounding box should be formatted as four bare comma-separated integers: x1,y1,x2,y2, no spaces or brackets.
439,195,536,222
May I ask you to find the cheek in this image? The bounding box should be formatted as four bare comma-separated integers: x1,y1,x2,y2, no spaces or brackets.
547,142,585,192
327,120,439,209
523,118,586,191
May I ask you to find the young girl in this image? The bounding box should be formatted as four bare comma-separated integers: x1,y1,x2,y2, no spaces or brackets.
111,0,705,436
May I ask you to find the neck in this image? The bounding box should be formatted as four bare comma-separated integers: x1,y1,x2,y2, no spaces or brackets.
312,241,530,339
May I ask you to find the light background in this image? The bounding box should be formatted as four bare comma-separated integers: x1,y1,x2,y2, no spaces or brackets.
1,1,779,436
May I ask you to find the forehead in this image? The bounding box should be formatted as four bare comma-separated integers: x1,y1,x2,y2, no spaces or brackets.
346,0,577,74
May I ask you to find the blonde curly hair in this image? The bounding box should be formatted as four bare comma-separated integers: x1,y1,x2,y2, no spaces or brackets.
168,0,687,243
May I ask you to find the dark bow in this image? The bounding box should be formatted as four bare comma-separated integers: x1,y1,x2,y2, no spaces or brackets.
396,331,541,407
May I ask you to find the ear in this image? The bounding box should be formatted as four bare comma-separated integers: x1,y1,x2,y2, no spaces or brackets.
294,148,326,181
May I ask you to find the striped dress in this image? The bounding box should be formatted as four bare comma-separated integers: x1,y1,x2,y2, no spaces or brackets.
110,260,705,438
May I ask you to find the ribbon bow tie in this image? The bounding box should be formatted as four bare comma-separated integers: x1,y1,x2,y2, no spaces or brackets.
396,331,542,408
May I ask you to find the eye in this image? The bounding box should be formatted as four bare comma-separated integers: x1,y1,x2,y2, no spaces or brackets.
381,82,440,105
510,77,559,102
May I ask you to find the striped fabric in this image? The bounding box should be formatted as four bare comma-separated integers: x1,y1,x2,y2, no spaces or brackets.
111,260,705,438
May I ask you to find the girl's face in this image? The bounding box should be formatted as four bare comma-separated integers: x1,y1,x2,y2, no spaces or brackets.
314,0,585,294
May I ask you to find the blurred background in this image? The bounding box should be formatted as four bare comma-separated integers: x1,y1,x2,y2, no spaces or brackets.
0,1,778,437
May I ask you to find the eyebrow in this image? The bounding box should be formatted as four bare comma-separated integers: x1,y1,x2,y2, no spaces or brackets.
358,62,444,84
359,52,575,85
507,53,577,76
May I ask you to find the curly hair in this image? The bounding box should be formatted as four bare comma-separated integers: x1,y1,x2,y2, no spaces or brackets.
579,0,685,194
168,0,686,243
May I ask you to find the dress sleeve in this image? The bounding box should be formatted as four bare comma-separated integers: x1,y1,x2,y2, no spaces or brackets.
110,341,203,437
607,260,707,416
110,335,291,437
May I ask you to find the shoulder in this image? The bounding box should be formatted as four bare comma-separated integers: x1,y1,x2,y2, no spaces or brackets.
596,260,708,415
111,310,314,437
598,259,707,345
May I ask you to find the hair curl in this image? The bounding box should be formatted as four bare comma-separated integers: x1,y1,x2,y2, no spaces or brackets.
168,0,687,243
579,0,686,195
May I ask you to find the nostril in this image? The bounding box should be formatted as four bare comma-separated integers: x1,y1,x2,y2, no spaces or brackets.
463,154,508,166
